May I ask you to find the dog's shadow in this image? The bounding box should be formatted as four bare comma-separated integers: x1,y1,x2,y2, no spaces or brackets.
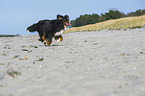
38,39,60,47
38,44,60,47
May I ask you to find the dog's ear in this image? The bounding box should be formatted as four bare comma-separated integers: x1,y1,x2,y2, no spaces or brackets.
57,15,63,20
64,15,69,18
64,15,70,21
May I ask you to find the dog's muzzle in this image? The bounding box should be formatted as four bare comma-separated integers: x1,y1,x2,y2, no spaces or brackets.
65,20,71,27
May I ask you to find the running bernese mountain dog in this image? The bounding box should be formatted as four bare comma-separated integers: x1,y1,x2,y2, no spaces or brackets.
27,15,71,46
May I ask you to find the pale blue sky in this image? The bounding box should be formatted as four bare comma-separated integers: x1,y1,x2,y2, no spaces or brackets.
0,0,145,35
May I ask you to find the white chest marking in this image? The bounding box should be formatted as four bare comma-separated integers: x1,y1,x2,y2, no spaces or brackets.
55,26,67,36
55,30,64,36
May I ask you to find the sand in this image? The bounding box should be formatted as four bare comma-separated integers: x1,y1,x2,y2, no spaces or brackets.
0,28,145,96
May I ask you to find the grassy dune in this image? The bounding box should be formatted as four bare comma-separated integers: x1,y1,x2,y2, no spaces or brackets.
64,15,145,34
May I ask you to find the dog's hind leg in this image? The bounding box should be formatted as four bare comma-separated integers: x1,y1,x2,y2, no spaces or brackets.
46,37,53,46
42,32,48,46
38,31,44,42
44,34,53,46
37,33,44,42
42,32,46,41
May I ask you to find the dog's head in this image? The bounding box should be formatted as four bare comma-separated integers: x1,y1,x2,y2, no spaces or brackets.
62,15,71,27
57,15,71,27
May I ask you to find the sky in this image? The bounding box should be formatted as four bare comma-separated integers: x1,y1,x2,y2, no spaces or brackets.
0,0,145,35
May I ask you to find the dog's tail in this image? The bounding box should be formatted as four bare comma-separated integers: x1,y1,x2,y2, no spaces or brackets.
27,24,37,34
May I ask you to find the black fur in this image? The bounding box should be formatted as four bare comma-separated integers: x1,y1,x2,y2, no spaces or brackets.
27,19,51,41
27,15,70,44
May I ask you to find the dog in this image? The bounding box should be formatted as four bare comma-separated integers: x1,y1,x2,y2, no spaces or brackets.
42,15,71,46
27,15,66,42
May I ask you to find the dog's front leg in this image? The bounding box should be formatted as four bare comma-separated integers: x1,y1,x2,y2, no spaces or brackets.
55,35,63,43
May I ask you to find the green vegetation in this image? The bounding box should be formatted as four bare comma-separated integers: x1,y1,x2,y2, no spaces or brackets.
72,9,145,27
65,15,145,34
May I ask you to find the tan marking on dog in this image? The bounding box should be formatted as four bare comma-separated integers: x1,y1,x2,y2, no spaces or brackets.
59,36,63,42
42,32,47,41
47,41,51,45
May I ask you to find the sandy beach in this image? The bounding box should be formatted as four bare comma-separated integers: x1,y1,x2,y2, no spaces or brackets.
0,28,145,96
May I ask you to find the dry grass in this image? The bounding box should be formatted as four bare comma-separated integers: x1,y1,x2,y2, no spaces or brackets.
64,15,145,34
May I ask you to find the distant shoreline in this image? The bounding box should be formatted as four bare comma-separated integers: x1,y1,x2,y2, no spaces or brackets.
0,34,20,37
